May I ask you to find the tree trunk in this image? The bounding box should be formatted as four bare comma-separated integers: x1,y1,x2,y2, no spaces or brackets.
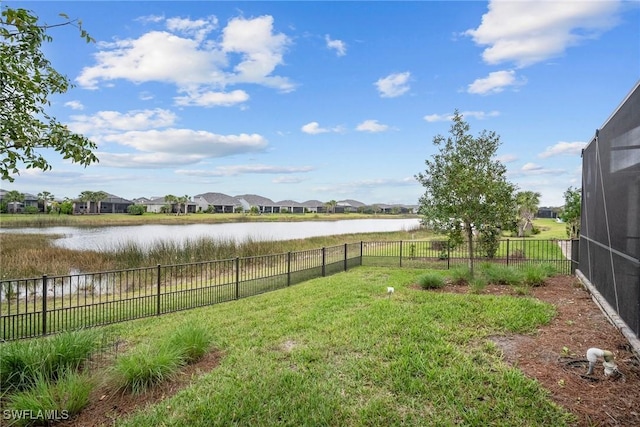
466,225,475,278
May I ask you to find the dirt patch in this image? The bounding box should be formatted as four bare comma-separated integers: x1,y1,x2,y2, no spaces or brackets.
59,350,222,427
428,276,640,427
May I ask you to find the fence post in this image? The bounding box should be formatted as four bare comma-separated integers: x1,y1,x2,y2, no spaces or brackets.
322,247,326,277
399,241,403,267
156,264,161,316
287,252,291,286
235,257,240,299
506,239,510,267
41,275,47,336
360,241,364,266
344,243,348,271
447,243,450,270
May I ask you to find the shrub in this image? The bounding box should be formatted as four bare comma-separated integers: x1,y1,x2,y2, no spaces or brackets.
127,204,146,215
480,263,523,286
448,266,472,285
169,323,213,363
24,206,39,214
111,344,184,394
0,329,100,392
417,273,445,290
522,264,556,287
5,370,93,426
469,276,488,294
478,227,501,259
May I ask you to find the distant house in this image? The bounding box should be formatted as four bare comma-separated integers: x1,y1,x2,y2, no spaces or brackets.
537,207,559,219
0,189,38,212
301,200,326,214
275,200,305,214
338,199,366,213
73,193,133,214
235,194,279,213
98,195,134,214
194,192,242,213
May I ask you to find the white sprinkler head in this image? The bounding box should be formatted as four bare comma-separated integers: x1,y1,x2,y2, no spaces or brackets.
387,287,395,294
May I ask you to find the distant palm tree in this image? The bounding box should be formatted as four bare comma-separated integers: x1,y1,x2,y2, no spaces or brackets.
164,194,178,214
37,191,54,213
515,191,541,237
325,200,337,214
5,190,24,213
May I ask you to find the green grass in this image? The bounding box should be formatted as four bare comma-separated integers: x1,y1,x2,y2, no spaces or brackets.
0,329,103,392
4,370,93,426
92,267,573,426
168,323,214,363
417,272,446,289
110,343,185,395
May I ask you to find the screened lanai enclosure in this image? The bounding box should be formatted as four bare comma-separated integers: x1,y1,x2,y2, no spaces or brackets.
579,81,640,340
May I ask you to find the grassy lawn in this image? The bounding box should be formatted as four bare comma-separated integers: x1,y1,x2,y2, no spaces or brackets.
98,267,573,426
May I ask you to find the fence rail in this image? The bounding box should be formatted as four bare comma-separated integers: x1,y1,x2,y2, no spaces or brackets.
1,239,576,341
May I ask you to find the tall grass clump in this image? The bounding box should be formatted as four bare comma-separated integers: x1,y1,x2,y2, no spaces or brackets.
0,329,101,392
480,263,523,286
110,344,184,394
168,323,214,363
522,263,557,287
417,272,445,290
448,265,472,285
5,370,93,426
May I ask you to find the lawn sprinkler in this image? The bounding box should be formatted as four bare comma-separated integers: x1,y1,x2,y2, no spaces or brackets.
387,287,395,298
586,347,619,377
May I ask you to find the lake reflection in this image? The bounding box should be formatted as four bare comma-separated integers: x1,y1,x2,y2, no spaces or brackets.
5,218,421,252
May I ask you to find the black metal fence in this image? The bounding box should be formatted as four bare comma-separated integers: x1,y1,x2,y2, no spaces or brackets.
1,239,575,341
579,81,640,339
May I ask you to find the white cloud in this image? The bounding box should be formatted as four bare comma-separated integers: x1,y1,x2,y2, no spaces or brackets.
520,162,563,175
221,15,294,91
69,109,177,134
77,15,294,94
325,35,347,56
467,70,525,95
375,72,411,98
273,176,304,184
177,164,313,177
538,141,586,158
96,152,206,168
64,100,84,110
301,121,343,135
465,0,621,67
356,120,389,133
103,129,268,158
495,154,518,163
423,110,500,122
174,89,249,107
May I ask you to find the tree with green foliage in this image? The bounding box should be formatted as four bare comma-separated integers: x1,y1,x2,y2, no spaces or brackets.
37,190,54,213
515,190,541,237
164,194,178,214
325,200,337,214
176,195,190,215
560,186,581,238
1,6,98,182
78,190,107,214
415,111,516,277
4,190,25,213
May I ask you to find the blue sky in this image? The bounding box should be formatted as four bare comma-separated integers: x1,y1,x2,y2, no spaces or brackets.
4,0,639,207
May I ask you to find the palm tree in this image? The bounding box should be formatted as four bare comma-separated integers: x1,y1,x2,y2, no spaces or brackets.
4,190,25,213
325,200,337,214
515,191,541,237
91,191,109,214
164,194,178,214
176,195,190,215
37,191,54,213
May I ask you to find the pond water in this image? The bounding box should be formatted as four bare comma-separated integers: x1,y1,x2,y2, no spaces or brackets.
4,218,422,252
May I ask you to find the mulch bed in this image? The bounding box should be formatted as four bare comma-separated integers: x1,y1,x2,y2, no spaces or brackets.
433,276,640,427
